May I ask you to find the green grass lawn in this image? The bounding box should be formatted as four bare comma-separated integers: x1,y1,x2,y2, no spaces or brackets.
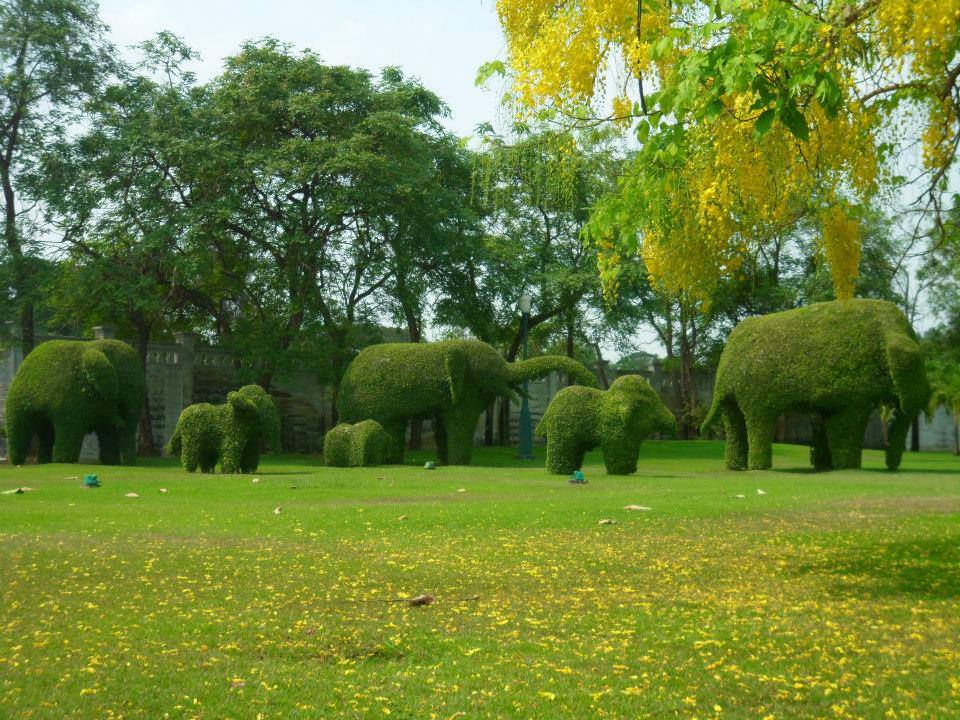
1,441,958,720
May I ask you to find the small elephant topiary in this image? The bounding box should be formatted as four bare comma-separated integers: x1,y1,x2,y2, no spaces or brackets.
701,299,930,471
167,384,280,473
5,339,145,465
536,375,677,475
323,420,392,467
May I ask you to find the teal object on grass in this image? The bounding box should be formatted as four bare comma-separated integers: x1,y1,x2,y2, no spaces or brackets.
424,461,436,470
83,474,100,488
570,470,586,484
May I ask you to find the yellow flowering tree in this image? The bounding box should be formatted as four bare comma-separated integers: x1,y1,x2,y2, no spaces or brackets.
494,0,960,302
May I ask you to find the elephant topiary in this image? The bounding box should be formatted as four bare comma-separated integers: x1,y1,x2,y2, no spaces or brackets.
5,339,145,465
701,299,930,471
536,375,676,475
324,420,392,467
167,384,280,473
338,339,598,465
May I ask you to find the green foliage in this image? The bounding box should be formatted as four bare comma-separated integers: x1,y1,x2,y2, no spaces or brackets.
338,339,597,465
702,299,930,471
536,375,676,475
4,339,144,464
167,385,280,473
323,420,392,467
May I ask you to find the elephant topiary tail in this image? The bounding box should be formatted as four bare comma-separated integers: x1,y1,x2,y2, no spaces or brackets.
166,426,182,456
700,400,721,435
508,356,598,388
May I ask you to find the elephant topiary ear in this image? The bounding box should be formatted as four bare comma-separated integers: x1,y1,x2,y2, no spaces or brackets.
228,391,257,415
81,348,119,401
445,348,467,405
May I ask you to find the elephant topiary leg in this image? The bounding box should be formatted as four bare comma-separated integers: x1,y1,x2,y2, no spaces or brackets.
601,439,640,475
97,429,122,465
380,419,408,464
810,415,832,471
51,420,84,464
544,436,586,475
721,401,748,471
6,413,37,465
885,410,912,470
824,407,870,469
220,439,244,473
239,441,260,473
745,414,776,470
439,404,482,465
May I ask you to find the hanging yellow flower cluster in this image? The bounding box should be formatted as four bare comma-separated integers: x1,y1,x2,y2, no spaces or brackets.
495,0,960,304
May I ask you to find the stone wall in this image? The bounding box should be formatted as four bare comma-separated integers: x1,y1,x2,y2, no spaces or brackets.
0,326,955,459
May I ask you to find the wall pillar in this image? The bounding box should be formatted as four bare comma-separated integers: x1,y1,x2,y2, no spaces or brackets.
174,332,197,408
92,325,116,340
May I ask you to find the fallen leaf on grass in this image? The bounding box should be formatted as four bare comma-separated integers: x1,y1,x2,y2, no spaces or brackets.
251,478,261,484
125,492,139,498
732,494,746,499
273,506,282,515
624,504,651,511
756,489,766,495
408,594,435,606
398,515,408,521
158,488,168,494
598,518,616,525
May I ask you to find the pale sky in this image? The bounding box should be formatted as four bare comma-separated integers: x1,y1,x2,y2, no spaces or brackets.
99,0,509,139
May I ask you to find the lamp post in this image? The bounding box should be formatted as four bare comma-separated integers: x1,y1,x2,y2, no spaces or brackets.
517,293,534,460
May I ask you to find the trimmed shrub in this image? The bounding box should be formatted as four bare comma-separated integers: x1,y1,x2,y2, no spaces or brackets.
167,384,280,473
5,339,144,465
536,374,676,475
323,420,391,467
338,339,597,465
701,299,930,471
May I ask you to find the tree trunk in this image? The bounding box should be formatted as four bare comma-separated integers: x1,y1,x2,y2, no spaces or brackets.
406,313,423,450
591,342,610,390
910,416,920,452
484,399,495,446
497,396,511,446
1,159,33,352
953,415,958,456
408,417,422,451
565,306,575,386
135,323,157,456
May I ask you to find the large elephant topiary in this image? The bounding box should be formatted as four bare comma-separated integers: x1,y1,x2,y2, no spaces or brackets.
536,375,676,475
5,339,145,465
701,299,930,471
338,339,598,465
167,384,280,473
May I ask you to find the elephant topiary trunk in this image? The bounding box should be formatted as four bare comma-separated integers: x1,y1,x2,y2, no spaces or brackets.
701,299,930,471
337,339,598,465
167,385,281,473
536,375,676,475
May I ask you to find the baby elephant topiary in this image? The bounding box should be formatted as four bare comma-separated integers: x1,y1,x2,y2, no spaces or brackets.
5,339,144,465
167,385,280,473
323,420,392,467
536,375,677,475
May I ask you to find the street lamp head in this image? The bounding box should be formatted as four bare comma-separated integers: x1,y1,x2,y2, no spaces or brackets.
519,294,531,314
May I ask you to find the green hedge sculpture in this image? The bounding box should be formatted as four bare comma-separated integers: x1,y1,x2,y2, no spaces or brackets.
323,420,392,467
536,374,676,475
701,299,930,471
5,339,144,465
167,384,281,473
338,339,598,465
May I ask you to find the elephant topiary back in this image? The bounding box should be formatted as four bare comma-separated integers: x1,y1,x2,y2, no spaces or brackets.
5,339,144,465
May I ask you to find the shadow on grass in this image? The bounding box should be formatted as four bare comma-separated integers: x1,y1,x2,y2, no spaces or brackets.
795,535,960,600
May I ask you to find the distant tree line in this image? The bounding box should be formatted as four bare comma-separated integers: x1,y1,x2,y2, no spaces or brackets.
1,0,952,451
